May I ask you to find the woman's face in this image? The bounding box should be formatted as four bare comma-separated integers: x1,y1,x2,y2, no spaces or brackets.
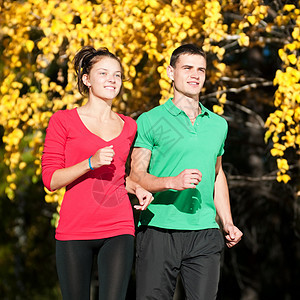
83,57,122,100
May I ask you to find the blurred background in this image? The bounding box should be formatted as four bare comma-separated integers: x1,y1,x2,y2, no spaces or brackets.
0,0,299,299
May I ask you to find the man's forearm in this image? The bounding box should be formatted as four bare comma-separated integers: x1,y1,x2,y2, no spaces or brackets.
130,148,202,193
130,170,173,193
214,168,234,227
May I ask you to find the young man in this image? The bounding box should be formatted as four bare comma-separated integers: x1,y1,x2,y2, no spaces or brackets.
130,44,243,300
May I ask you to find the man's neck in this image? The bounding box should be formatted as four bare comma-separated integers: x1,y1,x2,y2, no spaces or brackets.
172,95,201,118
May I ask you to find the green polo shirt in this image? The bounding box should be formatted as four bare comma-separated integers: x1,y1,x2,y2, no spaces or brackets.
134,98,228,230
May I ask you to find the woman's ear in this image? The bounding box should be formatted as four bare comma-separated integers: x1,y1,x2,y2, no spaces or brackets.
167,65,174,81
82,74,91,87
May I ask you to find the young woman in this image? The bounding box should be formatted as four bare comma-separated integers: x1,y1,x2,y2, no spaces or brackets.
42,46,153,300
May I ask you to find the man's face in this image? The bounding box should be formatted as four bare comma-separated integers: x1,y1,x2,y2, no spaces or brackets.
167,54,206,100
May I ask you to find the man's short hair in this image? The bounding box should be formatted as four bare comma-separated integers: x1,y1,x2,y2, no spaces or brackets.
170,44,206,68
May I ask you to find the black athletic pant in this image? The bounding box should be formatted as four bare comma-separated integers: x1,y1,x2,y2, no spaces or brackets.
136,227,224,300
56,234,134,300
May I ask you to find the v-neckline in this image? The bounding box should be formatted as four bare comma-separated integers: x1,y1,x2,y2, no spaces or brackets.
74,108,126,143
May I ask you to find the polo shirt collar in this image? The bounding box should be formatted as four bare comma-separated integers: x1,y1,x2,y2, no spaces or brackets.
164,98,181,116
199,102,210,117
164,97,210,117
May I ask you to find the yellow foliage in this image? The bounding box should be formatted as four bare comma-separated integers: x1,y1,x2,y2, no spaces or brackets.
292,27,299,40
25,40,35,52
247,16,257,25
271,148,284,157
0,0,299,219
238,33,250,47
277,158,289,172
213,105,224,115
283,5,296,12
266,2,299,184
277,173,291,183
219,94,227,105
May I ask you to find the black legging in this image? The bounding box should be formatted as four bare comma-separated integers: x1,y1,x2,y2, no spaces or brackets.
56,234,134,300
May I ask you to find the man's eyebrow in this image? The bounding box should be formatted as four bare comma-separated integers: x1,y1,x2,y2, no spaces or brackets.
181,65,206,70
181,64,193,68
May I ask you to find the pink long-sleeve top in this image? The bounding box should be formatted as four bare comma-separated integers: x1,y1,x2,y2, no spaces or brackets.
42,108,137,240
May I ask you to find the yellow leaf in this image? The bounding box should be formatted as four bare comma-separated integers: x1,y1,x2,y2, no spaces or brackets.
100,13,110,24
45,195,54,203
277,173,291,183
247,16,256,25
5,187,14,200
213,105,224,115
159,79,171,90
217,47,225,60
238,33,250,47
157,66,164,74
288,54,297,65
6,174,17,182
11,82,23,89
25,40,35,52
129,66,136,77
11,56,19,64
292,27,299,40
275,110,283,118
264,130,272,143
124,81,133,90
286,43,296,51
217,63,226,73
10,183,17,190
219,93,227,104
20,113,29,122
19,162,27,170
272,116,280,125
178,31,187,40
276,123,285,133
277,158,289,171
278,49,287,61
65,14,73,24
270,148,284,156
202,44,210,52
148,0,160,9
283,4,295,12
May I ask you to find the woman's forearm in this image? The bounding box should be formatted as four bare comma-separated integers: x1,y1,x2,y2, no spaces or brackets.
50,158,90,191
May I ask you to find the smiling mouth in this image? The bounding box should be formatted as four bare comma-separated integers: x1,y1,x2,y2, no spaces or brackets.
104,86,115,90
188,82,199,85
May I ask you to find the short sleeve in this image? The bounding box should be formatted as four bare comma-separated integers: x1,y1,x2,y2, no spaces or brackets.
217,119,228,157
134,113,154,151
41,111,68,191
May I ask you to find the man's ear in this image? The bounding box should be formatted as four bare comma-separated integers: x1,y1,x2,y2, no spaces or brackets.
167,65,174,81
82,74,91,87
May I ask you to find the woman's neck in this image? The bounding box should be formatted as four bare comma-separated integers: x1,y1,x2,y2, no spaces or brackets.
79,97,114,120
